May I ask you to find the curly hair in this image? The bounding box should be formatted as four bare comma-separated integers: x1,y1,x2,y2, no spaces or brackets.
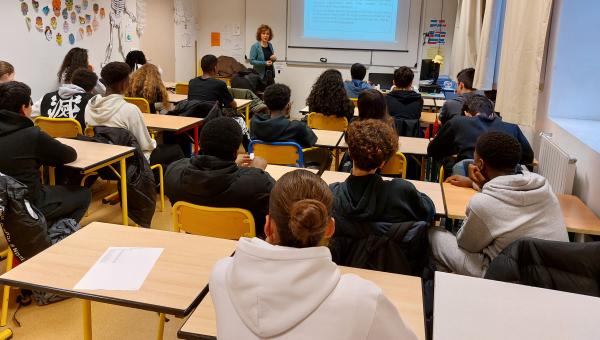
306,69,353,118
346,119,398,171
256,24,273,41
58,47,89,83
126,64,169,110
476,131,521,171
263,83,291,111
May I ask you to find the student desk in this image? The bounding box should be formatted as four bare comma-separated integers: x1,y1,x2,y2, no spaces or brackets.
142,114,204,155
163,81,177,90
168,93,188,104
55,138,134,226
338,135,429,156
312,129,345,148
423,98,445,108
0,222,237,340
264,166,445,216
433,271,600,340
234,99,252,127
178,267,425,340
442,183,600,241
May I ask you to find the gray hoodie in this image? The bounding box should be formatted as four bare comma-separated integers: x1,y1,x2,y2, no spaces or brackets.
85,94,156,159
210,237,417,340
457,169,569,261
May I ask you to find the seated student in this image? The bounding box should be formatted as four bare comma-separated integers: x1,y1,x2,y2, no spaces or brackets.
126,63,170,113
430,132,569,277
86,62,184,166
32,68,97,128
439,68,484,124
357,89,395,127
188,54,237,109
125,50,147,72
250,83,317,148
165,117,274,237
427,94,534,167
344,63,373,98
331,119,434,227
386,66,423,120
0,81,91,225
209,169,418,340
0,61,15,83
58,47,105,95
307,69,355,122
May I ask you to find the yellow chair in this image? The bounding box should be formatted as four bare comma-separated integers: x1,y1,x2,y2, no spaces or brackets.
216,77,232,86
307,112,348,132
380,151,407,178
249,141,305,167
172,202,256,239
124,97,151,113
0,247,13,334
33,117,82,138
175,83,189,95
350,98,358,106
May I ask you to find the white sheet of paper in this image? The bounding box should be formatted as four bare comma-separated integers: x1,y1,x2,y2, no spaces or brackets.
74,247,164,291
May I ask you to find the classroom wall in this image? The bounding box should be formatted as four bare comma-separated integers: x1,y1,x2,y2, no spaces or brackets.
535,0,600,215
140,0,176,81
0,0,140,100
189,0,457,115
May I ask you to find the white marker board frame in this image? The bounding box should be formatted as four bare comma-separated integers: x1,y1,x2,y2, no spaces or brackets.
245,0,424,67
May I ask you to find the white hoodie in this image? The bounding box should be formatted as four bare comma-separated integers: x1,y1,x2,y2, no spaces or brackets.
85,94,156,159
457,169,569,260
209,237,417,340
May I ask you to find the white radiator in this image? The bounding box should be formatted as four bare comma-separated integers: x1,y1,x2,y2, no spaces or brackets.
537,133,577,194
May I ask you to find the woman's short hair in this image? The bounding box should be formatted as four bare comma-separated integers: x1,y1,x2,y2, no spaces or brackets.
256,24,273,41
346,119,398,171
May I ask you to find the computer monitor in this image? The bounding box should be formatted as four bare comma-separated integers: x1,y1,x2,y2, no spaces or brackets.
420,59,440,83
368,73,394,91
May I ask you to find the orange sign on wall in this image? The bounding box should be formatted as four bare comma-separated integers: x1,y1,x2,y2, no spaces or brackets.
211,32,220,47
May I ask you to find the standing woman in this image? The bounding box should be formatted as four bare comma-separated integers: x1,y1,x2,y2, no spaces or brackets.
249,24,276,86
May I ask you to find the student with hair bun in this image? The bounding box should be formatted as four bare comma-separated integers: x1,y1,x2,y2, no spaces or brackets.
209,169,417,340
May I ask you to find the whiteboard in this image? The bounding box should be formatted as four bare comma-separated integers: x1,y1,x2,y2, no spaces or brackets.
245,0,423,67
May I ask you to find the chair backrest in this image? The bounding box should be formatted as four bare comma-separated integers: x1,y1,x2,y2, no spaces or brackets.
248,140,304,167
33,117,82,138
175,83,189,95
172,201,256,240
350,98,358,106
84,126,95,137
124,97,151,113
380,152,407,178
307,112,348,132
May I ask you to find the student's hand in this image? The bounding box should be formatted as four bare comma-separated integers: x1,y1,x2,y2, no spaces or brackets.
445,175,473,188
266,60,273,66
468,164,487,189
270,54,277,61
251,156,268,170
235,154,253,167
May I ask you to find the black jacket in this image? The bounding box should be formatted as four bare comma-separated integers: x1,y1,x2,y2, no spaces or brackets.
386,90,423,120
78,127,156,228
165,155,275,237
0,109,76,204
250,113,317,148
485,238,600,297
40,90,93,128
427,115,534,163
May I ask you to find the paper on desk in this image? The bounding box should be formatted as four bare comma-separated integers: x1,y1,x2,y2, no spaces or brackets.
74,247,164,291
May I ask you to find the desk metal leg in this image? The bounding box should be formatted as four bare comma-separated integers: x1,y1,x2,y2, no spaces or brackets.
245,105,251,128
119,158,129,226
49,167,56,186
574,233,586,242
420,156,426,181
193,126,199,155
156,313,166,340
82,300,92,340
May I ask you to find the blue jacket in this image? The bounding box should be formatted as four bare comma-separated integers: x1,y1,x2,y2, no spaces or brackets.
344,79,372,98
249,41,274,78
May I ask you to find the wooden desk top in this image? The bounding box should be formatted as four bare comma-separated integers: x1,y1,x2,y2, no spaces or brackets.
179,267,425,340
143,114,203,132
557,194,600,235
168,93,187,103
339,135,429,156
265,165,317,181
56,138,134,172
163,81,177,89
0,222,237,316
312,129,344,148
234,99,252,108
442,183,600,235
433,271,600,340
423,98,445,107
420,111,437,125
